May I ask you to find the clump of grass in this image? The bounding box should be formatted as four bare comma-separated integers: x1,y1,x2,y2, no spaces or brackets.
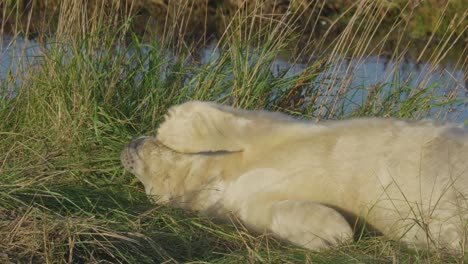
0,0,467,263
2,0,467,53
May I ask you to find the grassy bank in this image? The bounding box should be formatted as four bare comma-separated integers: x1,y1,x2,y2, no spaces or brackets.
1,0,467,263
1,0,467,59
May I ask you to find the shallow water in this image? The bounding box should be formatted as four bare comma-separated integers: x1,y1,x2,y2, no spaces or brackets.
1,35,467,122
1,36,40,83
195,41,466,122
275,55,467,122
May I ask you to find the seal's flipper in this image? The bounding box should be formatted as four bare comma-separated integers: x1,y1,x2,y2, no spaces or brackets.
157,101,250,153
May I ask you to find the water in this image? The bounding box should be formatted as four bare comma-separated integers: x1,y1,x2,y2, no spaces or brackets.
1,35,467,122
1,35,42,84
201,41,467,122
300,56,467,121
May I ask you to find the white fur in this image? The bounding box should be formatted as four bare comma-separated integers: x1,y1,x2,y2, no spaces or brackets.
122,101,468,252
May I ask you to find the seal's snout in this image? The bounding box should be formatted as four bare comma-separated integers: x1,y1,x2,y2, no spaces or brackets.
127,136,149,150
122,136,149,173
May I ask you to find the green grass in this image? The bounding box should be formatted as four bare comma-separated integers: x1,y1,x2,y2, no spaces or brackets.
2,0,467,56
0,0,467,263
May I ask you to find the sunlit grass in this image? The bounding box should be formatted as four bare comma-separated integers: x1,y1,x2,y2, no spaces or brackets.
0,0,466,262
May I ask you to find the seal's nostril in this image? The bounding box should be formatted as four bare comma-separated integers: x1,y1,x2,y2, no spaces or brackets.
128,137,148,150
